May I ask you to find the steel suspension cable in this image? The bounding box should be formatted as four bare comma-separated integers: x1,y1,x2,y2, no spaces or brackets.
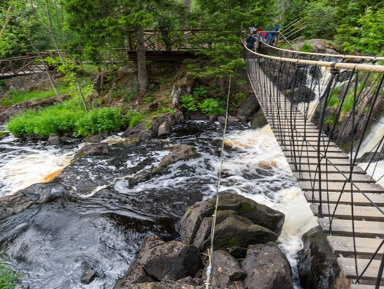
204,74,232,288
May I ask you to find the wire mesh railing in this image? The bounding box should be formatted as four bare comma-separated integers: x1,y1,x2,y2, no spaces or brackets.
244,44,384,287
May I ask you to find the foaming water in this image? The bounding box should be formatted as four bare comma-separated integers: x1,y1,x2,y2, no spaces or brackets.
356,115,384,159
0,134,74,196
0,122,316,288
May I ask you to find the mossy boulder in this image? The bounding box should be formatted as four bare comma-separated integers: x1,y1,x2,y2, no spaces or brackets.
176,193,284,250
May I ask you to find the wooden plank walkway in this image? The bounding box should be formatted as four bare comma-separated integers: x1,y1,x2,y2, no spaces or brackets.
249,61,384,288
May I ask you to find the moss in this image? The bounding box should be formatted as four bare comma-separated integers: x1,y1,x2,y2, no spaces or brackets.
239,202,254,212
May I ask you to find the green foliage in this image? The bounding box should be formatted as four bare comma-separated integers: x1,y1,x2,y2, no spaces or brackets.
188,0,276,79
198,98,225,116
1,85,71,106
192,85,208,98
301,0,337,39
180,95,198,112
324,115,335,126
234,92,247,101
342,94,355,112
7,101,124,138
327,95,340,107
126,110,146,128
144,95,155,103
75,107,124,136
299,41,312,52
0,255,19,289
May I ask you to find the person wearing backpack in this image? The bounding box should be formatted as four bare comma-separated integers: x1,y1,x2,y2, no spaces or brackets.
246,32,257,50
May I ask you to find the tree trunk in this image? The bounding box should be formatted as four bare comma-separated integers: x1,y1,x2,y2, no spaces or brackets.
136,27,148,94
0,6,13,37
184,0,191,12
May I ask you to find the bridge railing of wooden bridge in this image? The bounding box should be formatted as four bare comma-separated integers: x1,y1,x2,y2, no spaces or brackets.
244,44,384,288
0,52,57,78
126,29,206,52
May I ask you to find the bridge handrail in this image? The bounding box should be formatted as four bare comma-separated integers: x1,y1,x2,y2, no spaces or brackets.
261,41,384,61
244,43,384,73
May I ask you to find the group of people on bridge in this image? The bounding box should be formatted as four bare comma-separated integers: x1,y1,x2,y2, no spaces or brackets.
246,22,281,50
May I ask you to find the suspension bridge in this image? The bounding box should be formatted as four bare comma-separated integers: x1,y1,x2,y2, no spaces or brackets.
2,29,384,288
245,43,384,288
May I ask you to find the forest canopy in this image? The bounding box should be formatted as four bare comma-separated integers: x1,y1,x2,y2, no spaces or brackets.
0,0,383,60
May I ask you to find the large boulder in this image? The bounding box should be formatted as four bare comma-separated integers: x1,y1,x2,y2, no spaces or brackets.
138,240,200,281
193,210,278,250
297,226,340,289
242,242,294,289
203,250,246,289
176,193,285,245
282,86,316,104
236,97,260,123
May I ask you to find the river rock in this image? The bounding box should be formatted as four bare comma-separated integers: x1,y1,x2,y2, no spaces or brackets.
114,260,156,288
138,240,200,281
250,109,267,128
170,68,195,106
242,242,293,289
76,143,110,157
236,97,260,123
81,262,98,284
0,194,35,219
122,122,151,140
137,235,166,258
47,133,61,145
212,216,278,250
282,86,316,104
176,193,285,245
297,226,340,289
217,115,241,126
204,250,246,288
148,113,179,137
158,121,171,137
193,210,278,250
155,144,197,171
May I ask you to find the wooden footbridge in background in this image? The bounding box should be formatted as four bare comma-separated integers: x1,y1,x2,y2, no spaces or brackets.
0,30,202,79
246,44,384,288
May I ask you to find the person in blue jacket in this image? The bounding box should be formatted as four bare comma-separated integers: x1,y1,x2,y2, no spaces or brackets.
246,32,257,50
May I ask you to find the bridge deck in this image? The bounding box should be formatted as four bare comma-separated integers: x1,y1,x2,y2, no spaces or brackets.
249,61,384,288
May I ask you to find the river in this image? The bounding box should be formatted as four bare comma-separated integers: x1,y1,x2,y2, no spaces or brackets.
0,121,317,288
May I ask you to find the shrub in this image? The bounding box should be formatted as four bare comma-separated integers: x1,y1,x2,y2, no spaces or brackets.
75,107,124,136
192,84,208,98
126,110,146,128
7,104,124,138
180,95,198,112
198,98,225,116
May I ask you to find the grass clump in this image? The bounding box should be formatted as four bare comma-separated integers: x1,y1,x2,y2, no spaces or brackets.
0,255,20,289
1,85,71,107
300,41,312,52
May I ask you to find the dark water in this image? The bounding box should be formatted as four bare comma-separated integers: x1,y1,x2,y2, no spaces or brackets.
0,121,305,288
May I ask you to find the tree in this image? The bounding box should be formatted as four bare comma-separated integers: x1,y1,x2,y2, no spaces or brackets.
63,0,187,94
187,0,277,91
